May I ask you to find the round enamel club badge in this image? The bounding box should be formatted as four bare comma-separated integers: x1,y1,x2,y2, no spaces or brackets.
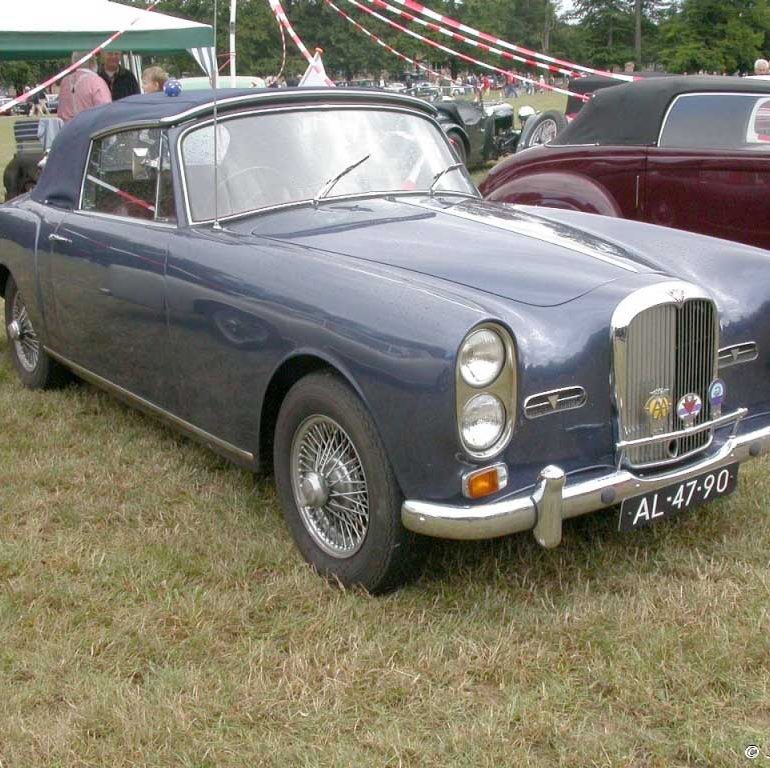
676,392,702,425
708,378,726,409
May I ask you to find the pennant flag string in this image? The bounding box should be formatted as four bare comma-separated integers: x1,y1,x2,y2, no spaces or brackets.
267,0,336,86
326,0,441,78
383,0,635,82
365,0,574,77
336,0,590,101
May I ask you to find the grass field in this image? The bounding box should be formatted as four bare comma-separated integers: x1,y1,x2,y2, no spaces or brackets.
2,100,770,767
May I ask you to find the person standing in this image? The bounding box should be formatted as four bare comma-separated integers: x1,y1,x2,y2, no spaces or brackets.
99,50,140,100
751,58,770,80
59,53,112,122
141,66,169,94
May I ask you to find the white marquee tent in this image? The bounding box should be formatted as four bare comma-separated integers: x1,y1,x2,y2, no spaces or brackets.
0,0,216,76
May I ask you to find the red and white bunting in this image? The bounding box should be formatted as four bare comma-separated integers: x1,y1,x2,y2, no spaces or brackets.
386,0,635,82
267,0,336,86
0,0,163,115
326,0,441,78
339,0,589,101
366,0,575,77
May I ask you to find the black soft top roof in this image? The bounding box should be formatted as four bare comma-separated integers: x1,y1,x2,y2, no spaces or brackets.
32,87,435,210
554,75,770,147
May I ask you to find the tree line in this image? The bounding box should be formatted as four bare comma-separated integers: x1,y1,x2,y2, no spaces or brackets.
3,0,770,89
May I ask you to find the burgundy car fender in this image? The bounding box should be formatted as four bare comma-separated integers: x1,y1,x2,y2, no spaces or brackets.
483,171,622,217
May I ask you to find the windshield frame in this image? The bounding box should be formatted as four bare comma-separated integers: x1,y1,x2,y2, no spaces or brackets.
176,103,480,225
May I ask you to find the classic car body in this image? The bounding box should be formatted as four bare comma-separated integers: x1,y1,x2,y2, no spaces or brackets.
2,87,770,591
481,76,770,250
435,98,518,166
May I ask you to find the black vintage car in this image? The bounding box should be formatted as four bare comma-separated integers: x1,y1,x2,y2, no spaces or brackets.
434,98,518,166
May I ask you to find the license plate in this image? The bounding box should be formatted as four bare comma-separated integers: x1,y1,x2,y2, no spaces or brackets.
618,465,739,533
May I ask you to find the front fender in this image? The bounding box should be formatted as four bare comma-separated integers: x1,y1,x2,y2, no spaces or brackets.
484,171,622,217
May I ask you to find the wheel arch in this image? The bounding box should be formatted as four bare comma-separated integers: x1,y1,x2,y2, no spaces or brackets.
484,170,623,217
258,351,370,474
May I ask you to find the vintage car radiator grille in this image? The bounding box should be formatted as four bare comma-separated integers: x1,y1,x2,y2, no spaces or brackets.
617,297,717,467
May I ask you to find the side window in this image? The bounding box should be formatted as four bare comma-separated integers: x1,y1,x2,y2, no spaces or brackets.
659,94,766,151
747,97,770,145
81,128,176,222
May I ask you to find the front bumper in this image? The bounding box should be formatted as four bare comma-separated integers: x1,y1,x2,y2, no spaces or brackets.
401,412,770,547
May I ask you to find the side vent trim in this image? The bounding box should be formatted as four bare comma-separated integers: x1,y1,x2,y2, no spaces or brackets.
524,386,587,419
718,342,758,369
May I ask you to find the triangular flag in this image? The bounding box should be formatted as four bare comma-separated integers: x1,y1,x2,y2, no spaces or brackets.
299,49,334,87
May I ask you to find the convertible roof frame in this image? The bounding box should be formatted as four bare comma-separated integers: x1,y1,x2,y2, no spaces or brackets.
32,88,438,211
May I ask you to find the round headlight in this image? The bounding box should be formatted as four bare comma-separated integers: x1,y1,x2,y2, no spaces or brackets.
459,329,505,387
461,394,505,452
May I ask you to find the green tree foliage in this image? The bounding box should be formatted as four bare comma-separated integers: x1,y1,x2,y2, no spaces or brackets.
21,0,770,88
658,0,770,73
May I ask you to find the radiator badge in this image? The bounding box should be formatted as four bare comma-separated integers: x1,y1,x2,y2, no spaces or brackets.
676,393,702,424
708,379,726,417
644,388,672,422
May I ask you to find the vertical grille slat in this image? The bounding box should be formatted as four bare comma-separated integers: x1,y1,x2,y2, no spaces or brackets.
618,295,716,468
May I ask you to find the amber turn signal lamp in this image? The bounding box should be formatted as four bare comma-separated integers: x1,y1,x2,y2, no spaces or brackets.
463,464,509,500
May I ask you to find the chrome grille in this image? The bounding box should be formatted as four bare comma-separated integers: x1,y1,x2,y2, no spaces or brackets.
613,285,717,468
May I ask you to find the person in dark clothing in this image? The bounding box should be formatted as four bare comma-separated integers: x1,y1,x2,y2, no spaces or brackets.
98,50,140,101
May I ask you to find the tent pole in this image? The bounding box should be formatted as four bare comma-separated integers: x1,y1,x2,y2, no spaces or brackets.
229,0,237,86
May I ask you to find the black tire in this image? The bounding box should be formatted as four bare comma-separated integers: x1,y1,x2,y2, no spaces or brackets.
516,109,567,152
4,276,69,389
446,129,468,166
273,371,424,593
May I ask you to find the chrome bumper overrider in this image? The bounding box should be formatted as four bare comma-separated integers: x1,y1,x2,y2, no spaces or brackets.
401,410,770,547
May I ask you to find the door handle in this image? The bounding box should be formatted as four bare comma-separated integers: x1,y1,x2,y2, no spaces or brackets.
48,233,72,245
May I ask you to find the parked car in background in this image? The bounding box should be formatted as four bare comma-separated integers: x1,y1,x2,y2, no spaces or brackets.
435,98,519,166
3,119,45,200
482,76,770,250
3,87,770,592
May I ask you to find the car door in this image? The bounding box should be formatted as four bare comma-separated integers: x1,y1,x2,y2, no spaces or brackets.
45,128,178,408
644,93,770,249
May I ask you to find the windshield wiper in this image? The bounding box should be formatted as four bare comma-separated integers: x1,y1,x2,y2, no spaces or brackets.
313,154,371,208
429,162,464,196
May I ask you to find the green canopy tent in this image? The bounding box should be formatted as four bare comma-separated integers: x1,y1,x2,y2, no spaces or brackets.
0,0,216,75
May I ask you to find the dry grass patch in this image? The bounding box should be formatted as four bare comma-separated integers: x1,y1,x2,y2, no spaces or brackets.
1,300,770,766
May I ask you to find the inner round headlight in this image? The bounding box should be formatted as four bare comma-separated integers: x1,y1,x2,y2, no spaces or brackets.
461,394,505,452
459,328,505,387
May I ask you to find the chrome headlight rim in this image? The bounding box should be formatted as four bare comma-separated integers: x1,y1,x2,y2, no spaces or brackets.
456,322,517,461
459,327,506,388
461,392,507,452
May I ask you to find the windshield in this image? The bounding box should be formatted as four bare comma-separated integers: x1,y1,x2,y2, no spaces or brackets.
181,107,477,221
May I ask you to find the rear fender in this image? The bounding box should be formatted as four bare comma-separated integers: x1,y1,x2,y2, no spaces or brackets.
484,171,622,217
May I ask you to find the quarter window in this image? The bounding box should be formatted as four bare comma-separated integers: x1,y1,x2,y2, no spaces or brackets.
81,128,176,222
659,94,770,151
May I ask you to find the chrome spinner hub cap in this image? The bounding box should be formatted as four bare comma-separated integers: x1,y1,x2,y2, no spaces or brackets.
290,415,370,559
9,292,39,373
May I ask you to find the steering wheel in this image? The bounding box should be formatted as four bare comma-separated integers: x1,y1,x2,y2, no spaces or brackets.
217,166,290,203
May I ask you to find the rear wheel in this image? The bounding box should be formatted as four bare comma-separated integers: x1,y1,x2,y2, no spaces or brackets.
517,110,567,152
273,371,424,593
4,276,68,389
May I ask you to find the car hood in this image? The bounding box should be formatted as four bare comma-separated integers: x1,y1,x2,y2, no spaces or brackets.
246,196,663,307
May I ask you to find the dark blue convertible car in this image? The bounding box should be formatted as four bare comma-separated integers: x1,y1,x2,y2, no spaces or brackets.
2,87,770,591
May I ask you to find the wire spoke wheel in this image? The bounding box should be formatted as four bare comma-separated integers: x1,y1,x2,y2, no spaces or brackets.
9,289,40,373
290,414,370,558
531,118,558,146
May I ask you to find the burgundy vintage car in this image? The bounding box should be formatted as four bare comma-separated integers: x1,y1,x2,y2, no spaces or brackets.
480,76,770,250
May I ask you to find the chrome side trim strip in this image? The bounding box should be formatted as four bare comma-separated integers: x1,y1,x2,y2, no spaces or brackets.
402,418,770,541
44,348,255,465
